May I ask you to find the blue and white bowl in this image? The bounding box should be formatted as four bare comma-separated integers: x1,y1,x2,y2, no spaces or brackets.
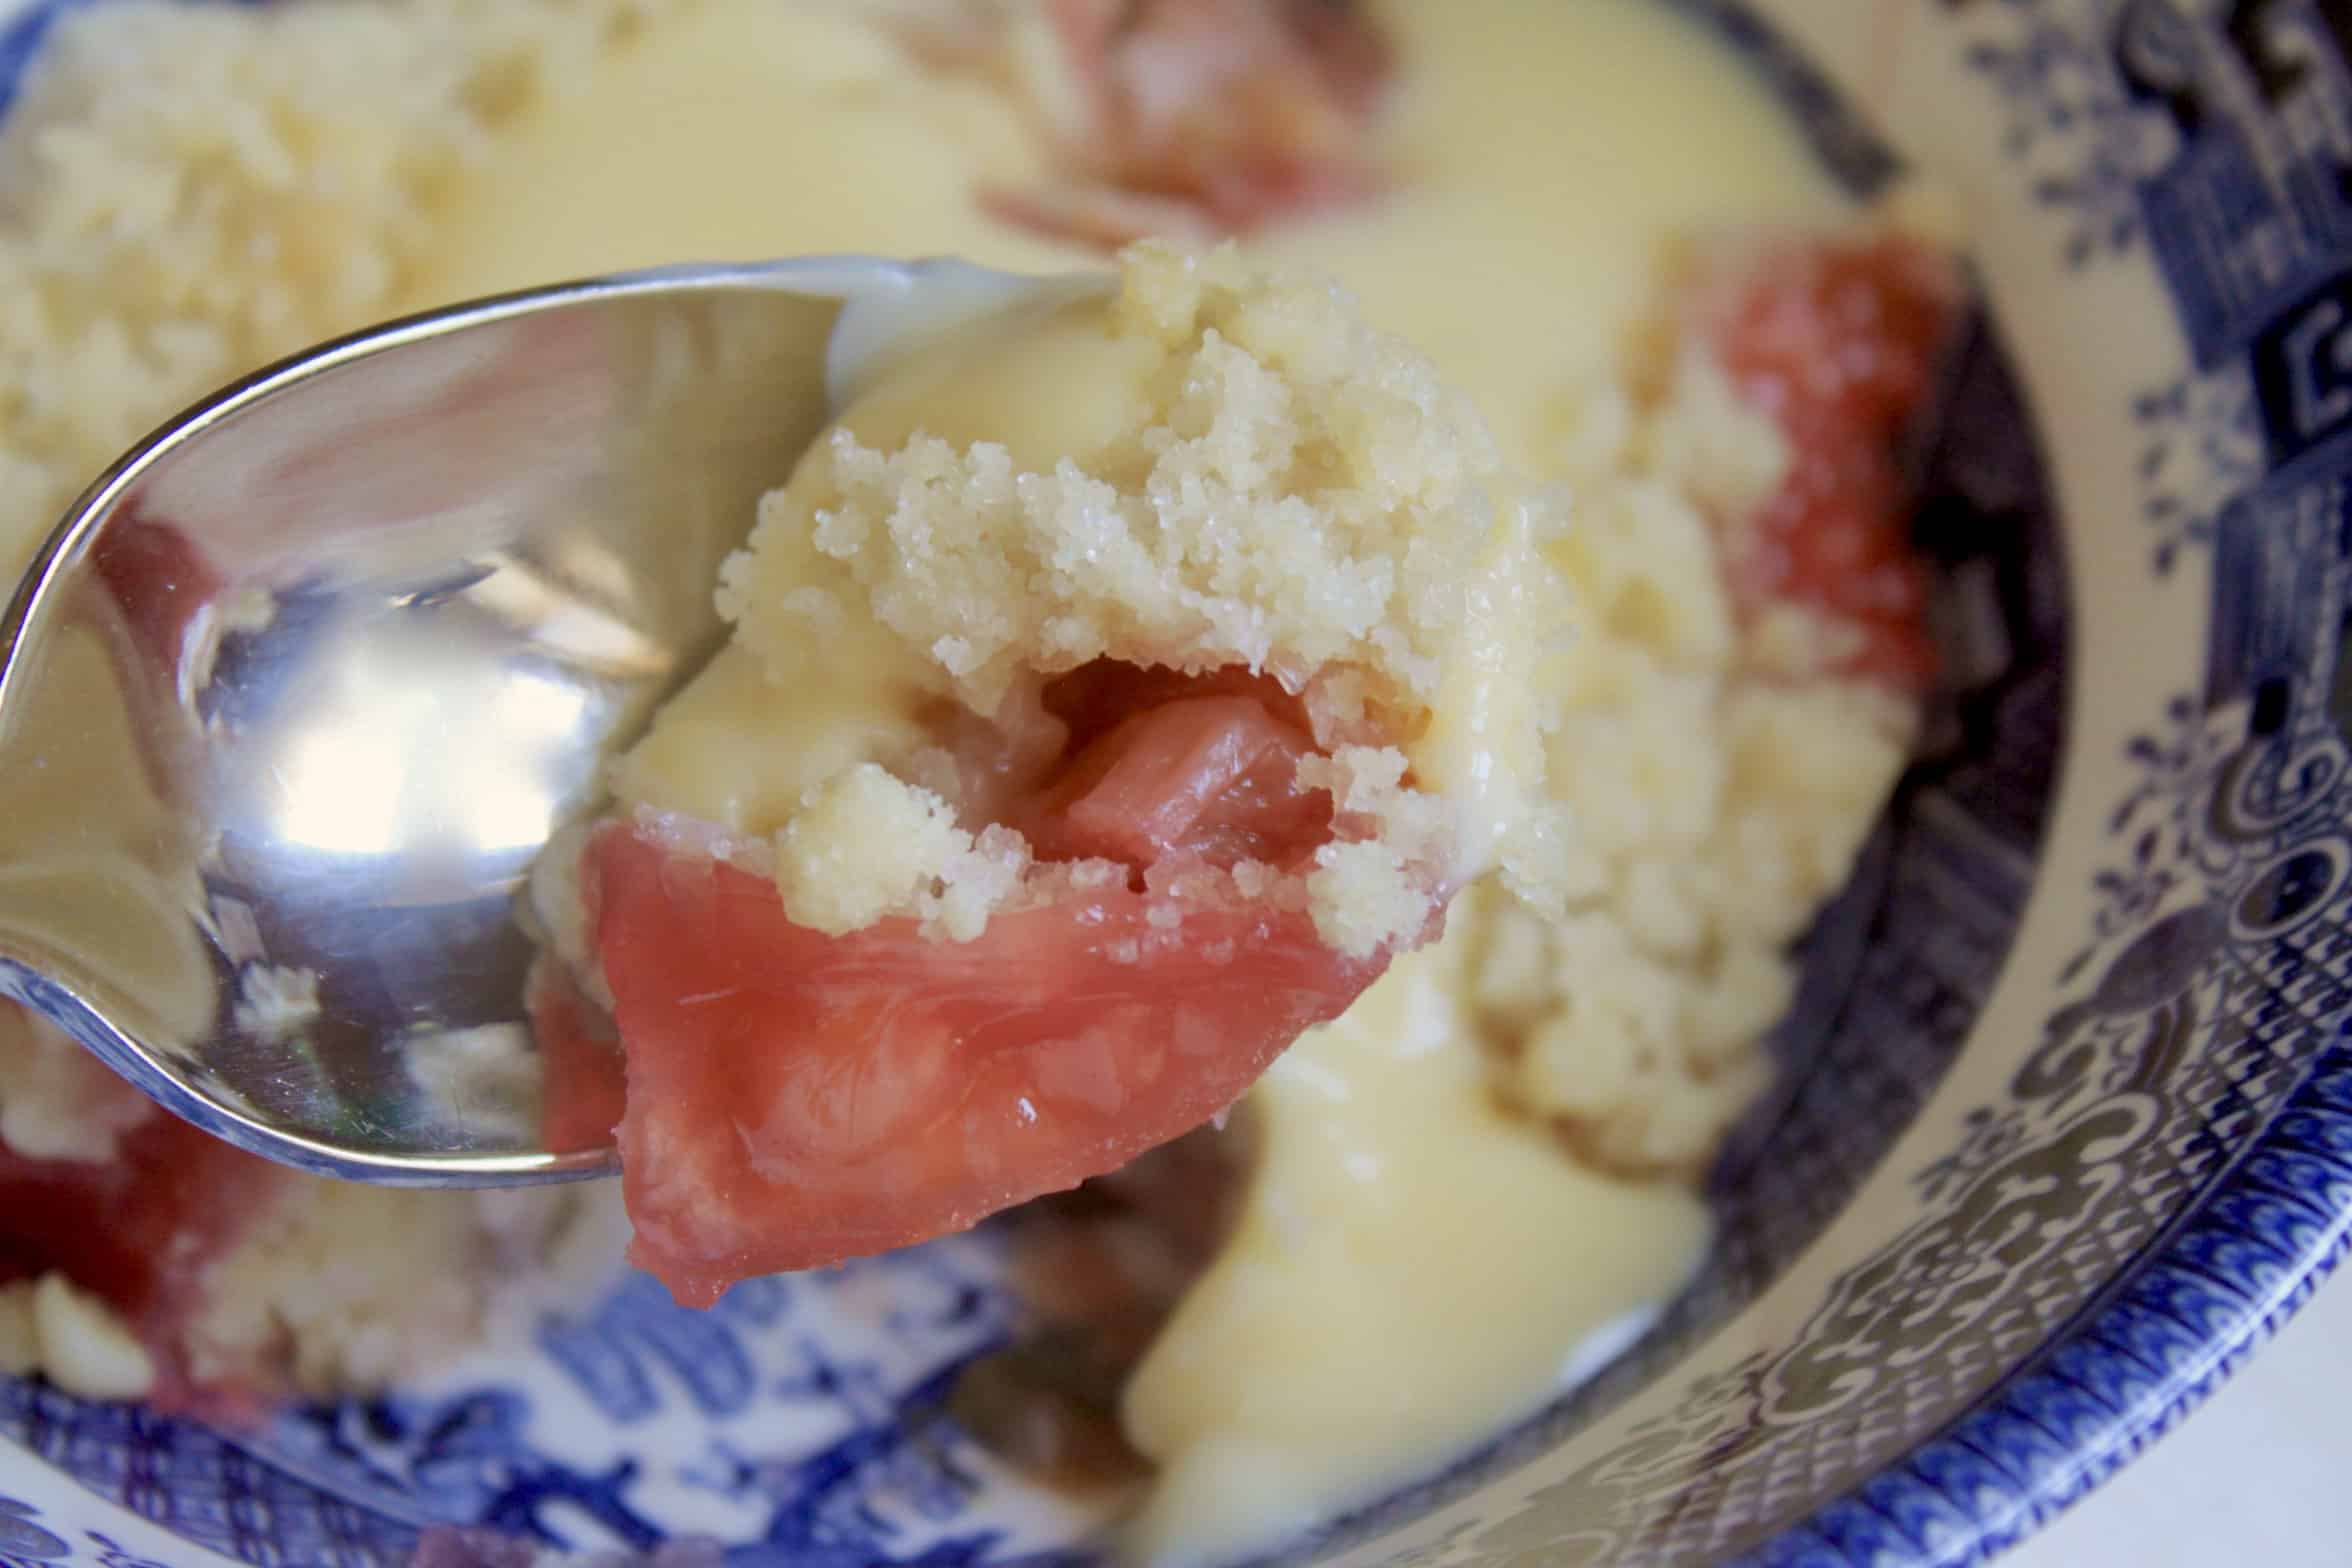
5,1,2351,1564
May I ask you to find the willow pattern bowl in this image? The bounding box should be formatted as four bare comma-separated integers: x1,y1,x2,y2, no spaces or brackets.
3,1,2350,1565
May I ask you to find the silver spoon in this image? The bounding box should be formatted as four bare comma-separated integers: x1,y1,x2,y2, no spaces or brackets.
0,256,1083,1188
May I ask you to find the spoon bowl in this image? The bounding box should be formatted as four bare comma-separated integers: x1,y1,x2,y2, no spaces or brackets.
0,256,1067,1186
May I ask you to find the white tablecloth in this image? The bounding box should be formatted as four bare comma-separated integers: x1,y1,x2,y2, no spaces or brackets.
1997,1267,2352,1563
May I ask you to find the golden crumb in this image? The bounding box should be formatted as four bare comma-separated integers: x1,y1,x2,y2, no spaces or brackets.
773,763,1040,941
1462,348,1917,1176
706,241,1561,949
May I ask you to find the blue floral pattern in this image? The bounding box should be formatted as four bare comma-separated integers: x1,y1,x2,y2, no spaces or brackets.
0,1493,73,1563
0,1493,181,1568
1959,3,2175,267
2131,366,2265,574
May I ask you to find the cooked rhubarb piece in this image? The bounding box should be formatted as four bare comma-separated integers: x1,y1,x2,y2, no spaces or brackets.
538,243,1568,1304
1687,232,1961,693
591,786,1379,1305
901,0,1396,246
0,1094,281,1412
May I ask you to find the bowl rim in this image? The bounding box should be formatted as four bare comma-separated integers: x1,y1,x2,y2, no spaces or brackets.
1750,1033,2352,1566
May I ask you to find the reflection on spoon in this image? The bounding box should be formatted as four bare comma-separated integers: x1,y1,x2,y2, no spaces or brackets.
0,257,1096,1187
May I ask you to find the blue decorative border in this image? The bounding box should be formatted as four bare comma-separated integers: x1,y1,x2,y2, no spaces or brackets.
1744,1032,2352,1567
1736,0,2352,1555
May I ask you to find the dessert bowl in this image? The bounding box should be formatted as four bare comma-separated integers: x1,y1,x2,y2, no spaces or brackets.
2,1,2349,1566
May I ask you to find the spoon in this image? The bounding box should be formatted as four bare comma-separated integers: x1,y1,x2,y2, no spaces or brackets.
0,256,1081,1188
